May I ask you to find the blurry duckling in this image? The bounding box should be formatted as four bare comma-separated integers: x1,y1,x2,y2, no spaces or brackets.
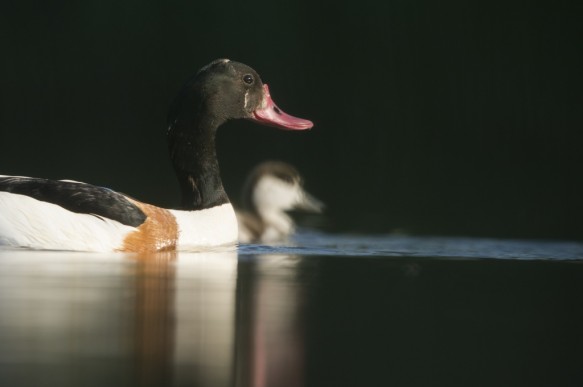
236,161,324,243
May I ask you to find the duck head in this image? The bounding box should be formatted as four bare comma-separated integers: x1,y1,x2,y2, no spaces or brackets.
167,59,313,211
170,59,313,131
243,161,324,215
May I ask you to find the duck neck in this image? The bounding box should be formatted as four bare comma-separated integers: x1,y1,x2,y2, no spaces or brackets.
168,115,229,211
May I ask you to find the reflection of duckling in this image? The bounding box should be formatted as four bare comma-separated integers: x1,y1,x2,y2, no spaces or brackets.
237,162,324,243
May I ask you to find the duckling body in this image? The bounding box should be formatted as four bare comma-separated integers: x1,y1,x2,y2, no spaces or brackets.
0,60,312,252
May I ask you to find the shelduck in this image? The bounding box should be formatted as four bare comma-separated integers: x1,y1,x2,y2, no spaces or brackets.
0,59,313,252
236,161,324,243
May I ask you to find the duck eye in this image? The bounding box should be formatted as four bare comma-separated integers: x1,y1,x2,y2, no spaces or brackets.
243,74,254,85
275,172,295,184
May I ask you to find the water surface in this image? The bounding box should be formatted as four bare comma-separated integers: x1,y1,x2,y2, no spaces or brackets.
1,233,582,387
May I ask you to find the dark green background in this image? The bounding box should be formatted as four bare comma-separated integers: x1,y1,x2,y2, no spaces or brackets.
1,1,581,240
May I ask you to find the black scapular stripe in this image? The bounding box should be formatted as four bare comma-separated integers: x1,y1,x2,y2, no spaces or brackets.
0,177,147,227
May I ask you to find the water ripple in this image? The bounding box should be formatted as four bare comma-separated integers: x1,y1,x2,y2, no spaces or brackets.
238,231,583,260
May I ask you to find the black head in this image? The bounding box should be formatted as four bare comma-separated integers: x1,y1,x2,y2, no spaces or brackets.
166,60,313,211
193,59,264,122
168,59,313,132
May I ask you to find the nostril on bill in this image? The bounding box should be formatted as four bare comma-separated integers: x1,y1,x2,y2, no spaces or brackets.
273,106,281,114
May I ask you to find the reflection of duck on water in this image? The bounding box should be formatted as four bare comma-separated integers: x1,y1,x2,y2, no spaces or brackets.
236,161,324,244
0,59,313,252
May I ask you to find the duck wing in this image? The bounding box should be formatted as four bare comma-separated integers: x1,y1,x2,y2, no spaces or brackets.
0,176,146,227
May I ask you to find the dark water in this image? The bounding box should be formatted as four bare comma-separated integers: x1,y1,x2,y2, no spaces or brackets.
1,232,582,387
